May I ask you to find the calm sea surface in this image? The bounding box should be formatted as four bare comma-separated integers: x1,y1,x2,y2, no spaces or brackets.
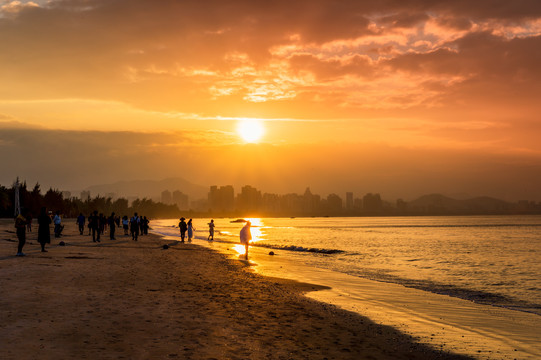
151,215,541,315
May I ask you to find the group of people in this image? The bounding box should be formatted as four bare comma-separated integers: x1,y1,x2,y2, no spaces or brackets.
14,210,252,260
14,207,59,256
127,212,149,241
176,217,252,259
14,208,152,256
177,217,196,242
177,217,217,243
76,212,150,242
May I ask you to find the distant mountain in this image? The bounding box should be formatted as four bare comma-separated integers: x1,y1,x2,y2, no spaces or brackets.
409,194,463,210
408,194,511,213
84,177,208,201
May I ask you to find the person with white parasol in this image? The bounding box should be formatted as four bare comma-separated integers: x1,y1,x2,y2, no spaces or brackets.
239,220,252,260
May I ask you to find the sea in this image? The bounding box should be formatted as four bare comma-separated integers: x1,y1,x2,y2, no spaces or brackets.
151,215,541,358
152,215,541,315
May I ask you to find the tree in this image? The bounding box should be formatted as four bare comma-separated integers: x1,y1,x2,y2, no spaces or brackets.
44,188,64,213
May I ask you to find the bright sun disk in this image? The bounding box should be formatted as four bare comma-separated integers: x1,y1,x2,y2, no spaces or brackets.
237,119,265,143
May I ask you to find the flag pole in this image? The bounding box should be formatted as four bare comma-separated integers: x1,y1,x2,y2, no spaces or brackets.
13,177,21,217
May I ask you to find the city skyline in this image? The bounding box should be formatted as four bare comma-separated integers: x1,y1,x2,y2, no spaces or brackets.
2,177,539,219
75,182,541,216
4,174,541,216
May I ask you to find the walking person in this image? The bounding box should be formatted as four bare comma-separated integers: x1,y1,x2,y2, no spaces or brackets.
130,213,140,241
187,219,195,242
122,215,129,236
76,213,85,235
178,217,187,243
208,219,215,241
87,214,92,235
115,215,121,233
108,212,116,240
139,215,145,236
143,216,149,235
37,207,51,252
53,211,63,238
89,210,100,243
240,221,252,260
25,213,32,232
99,213,106,236
15,212,27,256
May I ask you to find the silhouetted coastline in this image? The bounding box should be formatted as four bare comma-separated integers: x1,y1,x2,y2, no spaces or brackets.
1,180,540,219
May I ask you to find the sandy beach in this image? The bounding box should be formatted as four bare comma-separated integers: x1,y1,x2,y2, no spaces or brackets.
0,219,475,360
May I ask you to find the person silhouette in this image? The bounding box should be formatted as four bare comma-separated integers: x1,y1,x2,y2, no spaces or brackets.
53,211,62,238
25,213,32,232
130,213,140,241
89,210,100,243
76,213,85,235
139,215,145,236
178,217,187,243
239,221,252,260
208,219,215,241
143,216,149,235
108,212,116,240
122,215,129,235
187,219,195,242
15,212,27,256
37,207,51,252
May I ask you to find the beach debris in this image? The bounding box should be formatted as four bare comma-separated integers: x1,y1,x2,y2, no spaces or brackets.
269,251,275,255
163,244,169,250
59,241,66,246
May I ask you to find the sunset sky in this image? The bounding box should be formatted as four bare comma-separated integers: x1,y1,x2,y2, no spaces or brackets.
1,0,541,201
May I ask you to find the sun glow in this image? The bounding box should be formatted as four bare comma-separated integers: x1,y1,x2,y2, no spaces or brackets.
237,119,265,143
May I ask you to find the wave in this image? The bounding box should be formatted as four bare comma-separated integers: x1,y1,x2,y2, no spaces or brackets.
416,283,541,316
251,242,344,254
346,270,541,316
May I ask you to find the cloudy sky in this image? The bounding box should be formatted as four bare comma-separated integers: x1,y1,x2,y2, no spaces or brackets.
1,0,540,201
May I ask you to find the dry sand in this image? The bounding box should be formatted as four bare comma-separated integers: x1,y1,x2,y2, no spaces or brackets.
0,219,473,360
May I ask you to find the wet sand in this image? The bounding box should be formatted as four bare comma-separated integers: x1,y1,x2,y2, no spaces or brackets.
246,247,541,360
0,219,472,359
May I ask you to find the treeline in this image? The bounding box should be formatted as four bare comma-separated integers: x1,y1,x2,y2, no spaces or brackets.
0,181,181,219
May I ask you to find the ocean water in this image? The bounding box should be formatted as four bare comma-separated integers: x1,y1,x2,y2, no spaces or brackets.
151,215,541,315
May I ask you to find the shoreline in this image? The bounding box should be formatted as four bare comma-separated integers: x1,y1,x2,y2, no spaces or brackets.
151,221,541,360
158,232,541,360
0,219,475,359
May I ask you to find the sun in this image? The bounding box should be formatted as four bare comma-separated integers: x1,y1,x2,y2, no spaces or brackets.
237,119,265,143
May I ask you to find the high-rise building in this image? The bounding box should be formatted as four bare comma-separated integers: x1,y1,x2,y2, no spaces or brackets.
281,193,303,214
346,192,353,210
326,193,343,213
303,187,315,213
208,185,235,212
363,193,382,212
161,190,172,205
262,193,280,213
172,190,189,210
237,185,262,212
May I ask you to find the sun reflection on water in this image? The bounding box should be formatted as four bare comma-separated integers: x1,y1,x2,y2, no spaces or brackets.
244,217,264,243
